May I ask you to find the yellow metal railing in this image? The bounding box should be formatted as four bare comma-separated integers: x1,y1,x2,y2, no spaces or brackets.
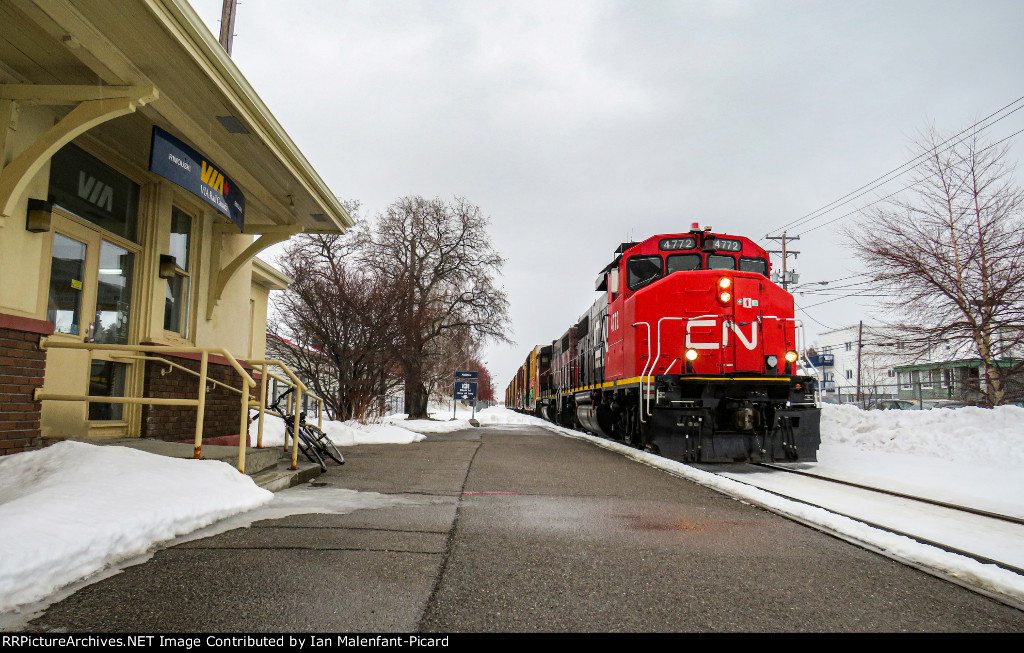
243,359,325,472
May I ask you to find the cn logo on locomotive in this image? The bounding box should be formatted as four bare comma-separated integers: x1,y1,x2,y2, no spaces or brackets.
685,319,758,350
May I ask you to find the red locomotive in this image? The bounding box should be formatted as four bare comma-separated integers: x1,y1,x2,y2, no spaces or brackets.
505,225,821,462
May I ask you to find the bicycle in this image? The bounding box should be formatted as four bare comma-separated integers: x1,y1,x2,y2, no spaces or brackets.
258,387,344,471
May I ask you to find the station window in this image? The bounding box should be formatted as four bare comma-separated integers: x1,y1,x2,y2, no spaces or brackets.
845,369,853,380
164,207,193,335
48,143,140,242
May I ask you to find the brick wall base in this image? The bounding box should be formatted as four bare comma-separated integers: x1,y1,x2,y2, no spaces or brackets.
0,315,53,456
141,355,251,442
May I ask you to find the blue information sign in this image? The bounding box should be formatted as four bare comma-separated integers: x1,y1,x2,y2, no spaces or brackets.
149,126,245,230
454,381,478,400
455,370,479,380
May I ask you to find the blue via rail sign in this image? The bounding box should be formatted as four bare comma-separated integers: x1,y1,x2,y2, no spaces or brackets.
149,126,245,230
454,381,478,400
455,370,479,380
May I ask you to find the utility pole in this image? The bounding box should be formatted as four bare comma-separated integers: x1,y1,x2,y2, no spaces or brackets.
856,320,863,406
219,0,239,56
766,232,800,291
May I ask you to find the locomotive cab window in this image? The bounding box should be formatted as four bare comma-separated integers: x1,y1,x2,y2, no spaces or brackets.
666,254,701,274
707,254,736,270
627,255,663,290
739,257,768,276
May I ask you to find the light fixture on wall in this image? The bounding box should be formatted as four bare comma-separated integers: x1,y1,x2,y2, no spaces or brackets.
26,199,53,233
158,254,178,279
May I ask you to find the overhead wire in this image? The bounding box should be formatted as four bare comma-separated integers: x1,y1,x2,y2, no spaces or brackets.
764,96,1024,239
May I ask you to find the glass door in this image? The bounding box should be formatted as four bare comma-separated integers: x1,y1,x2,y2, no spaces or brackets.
41,215,139,436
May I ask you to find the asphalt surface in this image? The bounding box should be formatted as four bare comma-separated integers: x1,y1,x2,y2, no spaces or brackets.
23,424,1024,632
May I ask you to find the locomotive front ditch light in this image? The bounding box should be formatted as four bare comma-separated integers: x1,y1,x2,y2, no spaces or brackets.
718,276,732,289
719,291,732,303
785,350,799,363
685,348,699,361
766,355,778,368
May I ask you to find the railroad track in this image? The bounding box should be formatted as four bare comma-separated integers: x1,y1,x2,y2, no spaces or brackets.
754,462,1024,527
695,462,1024,577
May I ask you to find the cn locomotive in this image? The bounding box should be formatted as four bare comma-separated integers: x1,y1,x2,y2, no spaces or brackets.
505,225,821,463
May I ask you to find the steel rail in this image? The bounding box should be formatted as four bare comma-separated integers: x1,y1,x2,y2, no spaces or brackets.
710,468,1024,578
754,462,1024,526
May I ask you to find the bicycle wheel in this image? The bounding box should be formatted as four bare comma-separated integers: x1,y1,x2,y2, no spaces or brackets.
304,425,344,465
298,431,327,471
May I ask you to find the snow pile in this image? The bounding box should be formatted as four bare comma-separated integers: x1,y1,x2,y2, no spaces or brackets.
250,413,425,447
821,404,1024,465
381,405,552,434
0,441,272,613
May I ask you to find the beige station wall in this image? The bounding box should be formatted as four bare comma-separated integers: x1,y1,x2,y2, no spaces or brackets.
0,104,59,319
1,108,271,439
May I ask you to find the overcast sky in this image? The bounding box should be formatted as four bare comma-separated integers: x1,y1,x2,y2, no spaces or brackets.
189,0,1024,388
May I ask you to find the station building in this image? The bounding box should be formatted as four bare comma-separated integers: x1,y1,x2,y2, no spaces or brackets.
0,0,351,455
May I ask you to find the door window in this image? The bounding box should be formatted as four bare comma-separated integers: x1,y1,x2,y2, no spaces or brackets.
47,233,88,336
95,241,133,344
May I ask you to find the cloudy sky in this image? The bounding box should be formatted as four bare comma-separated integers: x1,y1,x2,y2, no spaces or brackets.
189,0,1024,387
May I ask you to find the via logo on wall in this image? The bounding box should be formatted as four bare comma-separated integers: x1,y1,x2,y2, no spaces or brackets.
77,172,113,212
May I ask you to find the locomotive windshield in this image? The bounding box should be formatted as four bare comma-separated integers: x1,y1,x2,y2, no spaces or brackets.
707,254,736,270
739,257,768,276
627,255,663,289
666,254,701,273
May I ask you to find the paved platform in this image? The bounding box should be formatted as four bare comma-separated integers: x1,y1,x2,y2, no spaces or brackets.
20,425,1024,632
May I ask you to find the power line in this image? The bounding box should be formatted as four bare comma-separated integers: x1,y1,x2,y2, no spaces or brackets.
797,124,1024,237
765,95,1024,239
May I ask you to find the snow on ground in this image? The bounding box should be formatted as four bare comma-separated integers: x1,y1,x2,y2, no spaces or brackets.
0,441,272,614
250,412,425,447
2,400,1021,618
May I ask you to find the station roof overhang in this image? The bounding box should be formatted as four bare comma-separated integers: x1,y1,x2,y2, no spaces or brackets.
0,0,353,234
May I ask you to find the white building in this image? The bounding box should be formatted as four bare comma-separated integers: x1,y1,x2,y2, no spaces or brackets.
812,324,919,401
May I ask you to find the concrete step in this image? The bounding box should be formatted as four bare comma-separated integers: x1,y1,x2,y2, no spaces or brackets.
250,458,322,492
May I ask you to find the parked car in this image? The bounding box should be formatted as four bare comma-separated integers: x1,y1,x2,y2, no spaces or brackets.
874,399,921,410
922,399,966,410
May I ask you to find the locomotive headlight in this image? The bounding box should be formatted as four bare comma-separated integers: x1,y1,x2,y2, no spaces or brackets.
785,350,799,363
718,277,732,289
685,348,699,361
719,291,732,303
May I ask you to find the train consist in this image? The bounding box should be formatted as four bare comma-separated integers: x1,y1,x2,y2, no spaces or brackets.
505,225,821,463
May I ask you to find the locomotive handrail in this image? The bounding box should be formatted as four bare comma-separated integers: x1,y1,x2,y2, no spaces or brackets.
632,321,652,423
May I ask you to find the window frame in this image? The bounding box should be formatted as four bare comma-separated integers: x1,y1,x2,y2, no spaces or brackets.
626,255,664,291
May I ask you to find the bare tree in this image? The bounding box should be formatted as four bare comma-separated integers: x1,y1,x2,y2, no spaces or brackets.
847,125,1024,406
271,222,404,421
356,196,512,418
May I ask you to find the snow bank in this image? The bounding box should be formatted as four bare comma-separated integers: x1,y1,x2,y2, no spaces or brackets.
821,404,1024,465
250,413,425,447
0,441,272,613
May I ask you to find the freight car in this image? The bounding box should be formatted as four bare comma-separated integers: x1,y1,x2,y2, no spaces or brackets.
505,225,821,463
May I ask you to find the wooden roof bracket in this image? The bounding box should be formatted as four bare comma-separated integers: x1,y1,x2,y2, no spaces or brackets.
0,84,159,226
206,223,302,320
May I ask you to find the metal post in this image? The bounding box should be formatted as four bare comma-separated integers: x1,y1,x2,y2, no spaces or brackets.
194,351,208,459
256,363,268,448
237,382,248,473
293,385,303,458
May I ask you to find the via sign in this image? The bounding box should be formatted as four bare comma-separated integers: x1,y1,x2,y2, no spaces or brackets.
454,381,478,400
149,126,245,230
